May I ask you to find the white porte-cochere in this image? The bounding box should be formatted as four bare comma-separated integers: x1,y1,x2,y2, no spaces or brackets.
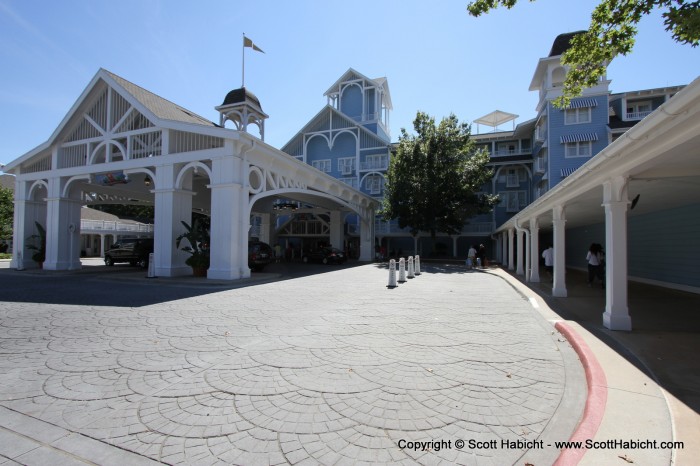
3,69,378,279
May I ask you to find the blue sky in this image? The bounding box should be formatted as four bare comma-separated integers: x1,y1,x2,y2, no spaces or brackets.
1,0,698,166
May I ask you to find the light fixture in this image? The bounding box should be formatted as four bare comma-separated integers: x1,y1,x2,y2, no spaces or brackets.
273,199,299,211
144,175,152,187
630,194,640,210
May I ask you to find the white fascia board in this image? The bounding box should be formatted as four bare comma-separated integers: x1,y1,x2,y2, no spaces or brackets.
496,76,700,232
323,67,372,97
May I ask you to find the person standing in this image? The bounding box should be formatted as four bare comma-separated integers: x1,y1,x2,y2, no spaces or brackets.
467,245,477,269
586,243,605,288
542,245,554,279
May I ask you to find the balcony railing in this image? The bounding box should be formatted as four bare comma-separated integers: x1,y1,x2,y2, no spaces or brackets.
360,156,389,171
81,220,154,233
626,111,652,120
491,148,532,157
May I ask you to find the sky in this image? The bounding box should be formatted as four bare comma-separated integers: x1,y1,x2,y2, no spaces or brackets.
1,0,698,166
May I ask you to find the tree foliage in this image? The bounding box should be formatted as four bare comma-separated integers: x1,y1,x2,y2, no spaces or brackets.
0,185,13,240
381,112,499,242
467,0,700,106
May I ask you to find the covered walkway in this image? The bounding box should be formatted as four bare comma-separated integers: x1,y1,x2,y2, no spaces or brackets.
495,77,700,331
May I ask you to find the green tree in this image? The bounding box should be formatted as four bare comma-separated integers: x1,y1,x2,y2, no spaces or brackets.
0,185,13,241
381,112,499,251
467,0,700,106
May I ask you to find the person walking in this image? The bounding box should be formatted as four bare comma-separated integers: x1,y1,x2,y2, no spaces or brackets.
586,243,605,288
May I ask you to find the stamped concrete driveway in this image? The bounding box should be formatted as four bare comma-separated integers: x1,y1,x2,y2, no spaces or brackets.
0,263,583,465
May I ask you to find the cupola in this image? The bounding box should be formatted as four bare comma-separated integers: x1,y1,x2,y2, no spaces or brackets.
215,87,269,141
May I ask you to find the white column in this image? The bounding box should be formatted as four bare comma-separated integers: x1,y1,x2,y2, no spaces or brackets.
209,155,247,280
507,228,515,270
153,165,193,277
44,177,82,270
552,205,567,297
529,218,540,283
358,208,374,261
329,210,343,250
515,228,524,275
99,234,106,258
602,177,632,331
501,231,507,266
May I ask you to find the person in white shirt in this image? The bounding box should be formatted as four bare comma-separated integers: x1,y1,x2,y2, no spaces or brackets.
586,243,605,288
467,245,477,269
542,245,554,278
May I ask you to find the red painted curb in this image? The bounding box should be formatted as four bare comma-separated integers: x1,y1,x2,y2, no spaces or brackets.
553,321,608,466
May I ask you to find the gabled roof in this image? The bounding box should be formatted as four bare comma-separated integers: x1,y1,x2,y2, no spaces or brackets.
324,68,392,110
104,70,217,127
4,69,220,171
281,104,390,155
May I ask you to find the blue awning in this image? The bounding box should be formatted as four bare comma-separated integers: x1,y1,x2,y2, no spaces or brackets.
567,98,598,109
560,167,577,177
560,133,599,143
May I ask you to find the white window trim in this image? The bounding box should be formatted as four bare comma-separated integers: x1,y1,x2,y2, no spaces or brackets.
564,107,591,125
564,141,592,158
499,190,527,213
311,159,331,172
506,168,519,188
338,157,355,175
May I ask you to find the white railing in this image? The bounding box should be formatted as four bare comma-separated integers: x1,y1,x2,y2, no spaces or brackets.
626,111,652,120
360,156,389,171
81,220,154,233
492,148,532,156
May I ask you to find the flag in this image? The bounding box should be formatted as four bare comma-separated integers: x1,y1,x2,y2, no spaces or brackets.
243,36,265,53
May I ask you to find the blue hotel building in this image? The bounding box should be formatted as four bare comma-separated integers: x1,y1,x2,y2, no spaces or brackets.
278,32,686,260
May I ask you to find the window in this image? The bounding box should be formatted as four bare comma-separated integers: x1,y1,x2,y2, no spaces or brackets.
565,107,591,124
339,177,358,189
365,175,383,194
311,159,331,172
506,168,519,187
338,157,355,175
500,191,527,213
565,141,592,158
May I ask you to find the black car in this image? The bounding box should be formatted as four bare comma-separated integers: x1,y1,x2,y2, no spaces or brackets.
104,238,154,268
248,241,273,271
302,247,347,265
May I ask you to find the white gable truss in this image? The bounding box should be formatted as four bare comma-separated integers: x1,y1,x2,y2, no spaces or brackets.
281,105,389,159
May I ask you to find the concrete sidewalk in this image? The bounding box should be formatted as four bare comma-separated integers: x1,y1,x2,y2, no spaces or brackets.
1,263,585,465
493,266,700,466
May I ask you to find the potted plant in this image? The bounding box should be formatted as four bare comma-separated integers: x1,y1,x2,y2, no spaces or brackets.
175,219,210,277
26,221,46,268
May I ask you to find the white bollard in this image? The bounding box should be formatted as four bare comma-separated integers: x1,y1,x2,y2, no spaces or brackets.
407,256,415,279
387,259,397,288
147,253,155,278
415,255,421,275
398,257,407,283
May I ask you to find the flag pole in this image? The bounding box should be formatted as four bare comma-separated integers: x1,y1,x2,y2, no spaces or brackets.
241,33,245,88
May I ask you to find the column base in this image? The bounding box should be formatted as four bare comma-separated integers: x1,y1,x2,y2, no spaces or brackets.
603,310,632,331
552,286,568,298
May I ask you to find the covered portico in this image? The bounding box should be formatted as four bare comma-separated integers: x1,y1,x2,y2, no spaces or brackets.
4,69,377,280
495,77,700,331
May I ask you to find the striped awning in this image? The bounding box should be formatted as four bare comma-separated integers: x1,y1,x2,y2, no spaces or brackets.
560,133,599,143
567,98,598,109
560,167,577,177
